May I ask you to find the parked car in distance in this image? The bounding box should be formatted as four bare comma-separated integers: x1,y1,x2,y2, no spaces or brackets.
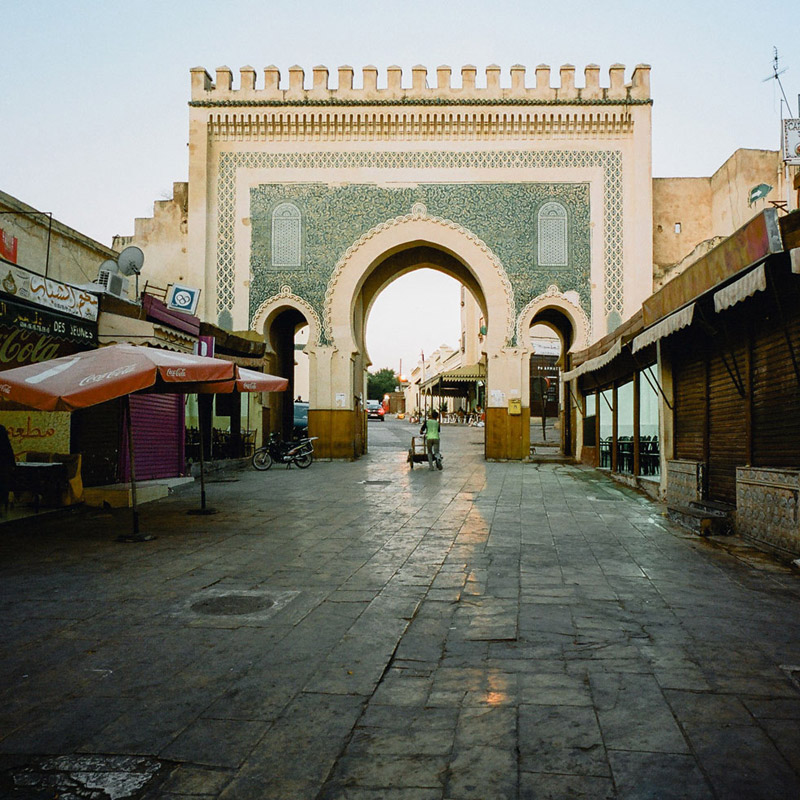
366,399,385,421
293,401,309,437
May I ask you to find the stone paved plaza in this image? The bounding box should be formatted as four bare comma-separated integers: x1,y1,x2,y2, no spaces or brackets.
1,418,800,799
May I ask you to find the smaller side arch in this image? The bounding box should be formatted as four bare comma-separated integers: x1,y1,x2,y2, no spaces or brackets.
516,285,590,353
251,285,322,353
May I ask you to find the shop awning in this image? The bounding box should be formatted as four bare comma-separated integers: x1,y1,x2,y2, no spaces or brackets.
421,363,485,389
713,263,767,313
98,314,196,353
562,338,622,382
631,303,695,354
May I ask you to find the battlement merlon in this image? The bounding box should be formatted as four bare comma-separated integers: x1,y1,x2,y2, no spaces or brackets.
188,64,651,105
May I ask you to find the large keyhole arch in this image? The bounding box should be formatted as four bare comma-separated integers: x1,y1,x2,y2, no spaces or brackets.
325,211,515,356
321,209,520,459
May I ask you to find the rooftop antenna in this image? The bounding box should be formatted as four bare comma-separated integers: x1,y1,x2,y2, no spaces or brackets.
762,47,795,118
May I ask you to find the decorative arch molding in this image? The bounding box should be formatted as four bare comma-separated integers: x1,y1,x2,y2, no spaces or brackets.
323,204,515,349
251,285,322,349
516,284,590,352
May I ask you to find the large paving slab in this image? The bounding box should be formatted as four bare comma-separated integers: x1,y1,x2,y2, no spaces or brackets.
1,418,799,799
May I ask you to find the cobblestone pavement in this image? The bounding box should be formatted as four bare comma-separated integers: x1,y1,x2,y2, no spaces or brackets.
1,418,799,799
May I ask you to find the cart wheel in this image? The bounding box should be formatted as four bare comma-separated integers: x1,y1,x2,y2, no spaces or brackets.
408,449,414,468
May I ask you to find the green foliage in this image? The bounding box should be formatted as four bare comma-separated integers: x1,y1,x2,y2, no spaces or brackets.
367,368,398,400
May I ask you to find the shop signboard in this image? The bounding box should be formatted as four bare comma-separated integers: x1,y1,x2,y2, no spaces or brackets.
0,297,97,370
2,410,71,459
0,263,98,321
166,283,201,315
783,119,800,165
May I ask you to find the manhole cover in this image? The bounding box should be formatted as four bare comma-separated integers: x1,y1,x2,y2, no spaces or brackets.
191,594,274,615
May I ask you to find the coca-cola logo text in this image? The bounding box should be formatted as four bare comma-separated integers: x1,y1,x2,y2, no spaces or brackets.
166,367,187,378
0,329,60,366
78,365,137,386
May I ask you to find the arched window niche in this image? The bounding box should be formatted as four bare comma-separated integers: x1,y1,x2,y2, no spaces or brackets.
271,203,302,268
537,202,568,267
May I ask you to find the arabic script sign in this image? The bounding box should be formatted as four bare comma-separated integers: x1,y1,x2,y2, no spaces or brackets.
1,410,70,458
0,298,96,365
0,264,98,321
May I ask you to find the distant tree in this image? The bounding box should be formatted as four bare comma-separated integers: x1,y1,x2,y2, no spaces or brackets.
367,368,398,400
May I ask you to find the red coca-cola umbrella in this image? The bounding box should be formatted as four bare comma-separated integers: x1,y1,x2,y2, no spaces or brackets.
185,366,288,395
0,345,285,539
0,343,235,410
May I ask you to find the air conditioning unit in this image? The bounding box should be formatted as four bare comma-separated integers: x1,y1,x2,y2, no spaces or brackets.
94,269,129,298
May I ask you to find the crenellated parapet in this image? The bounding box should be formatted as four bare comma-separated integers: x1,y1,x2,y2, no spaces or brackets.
190,63,651,106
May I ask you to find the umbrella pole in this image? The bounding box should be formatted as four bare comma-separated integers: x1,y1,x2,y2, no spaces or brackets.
188,393,218,515
117,394,155,543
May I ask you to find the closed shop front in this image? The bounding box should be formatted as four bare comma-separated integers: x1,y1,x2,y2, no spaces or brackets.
121,394,185,482
707,337,747,505
673,334,706,467
750,279,800,469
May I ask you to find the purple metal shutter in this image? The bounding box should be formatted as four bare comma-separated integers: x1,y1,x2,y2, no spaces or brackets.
121,394,185,481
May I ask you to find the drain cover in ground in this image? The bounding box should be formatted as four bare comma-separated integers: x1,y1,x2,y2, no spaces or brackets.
361,480,392,485
177,588,299,624
191,594,274,615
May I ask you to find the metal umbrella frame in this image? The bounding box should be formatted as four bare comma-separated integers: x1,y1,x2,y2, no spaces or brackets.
185,367,288,515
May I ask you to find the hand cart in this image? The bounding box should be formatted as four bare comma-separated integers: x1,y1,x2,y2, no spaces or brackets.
407,435,428,469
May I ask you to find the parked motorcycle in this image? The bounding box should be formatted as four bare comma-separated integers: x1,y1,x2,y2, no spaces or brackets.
252,432,318,471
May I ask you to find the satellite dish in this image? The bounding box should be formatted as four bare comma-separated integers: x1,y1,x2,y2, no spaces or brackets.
118,246,144,276
100,258,119,274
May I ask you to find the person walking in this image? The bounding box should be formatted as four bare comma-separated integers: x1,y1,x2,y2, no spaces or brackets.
420,410,443,471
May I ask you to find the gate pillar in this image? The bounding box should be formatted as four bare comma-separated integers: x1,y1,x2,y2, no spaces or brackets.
485,348,531,460
307,345,361,460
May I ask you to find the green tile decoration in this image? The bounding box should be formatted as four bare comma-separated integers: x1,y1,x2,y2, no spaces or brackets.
215,150,622,338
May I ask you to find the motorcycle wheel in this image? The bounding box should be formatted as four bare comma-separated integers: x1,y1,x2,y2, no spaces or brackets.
252,449,273,471
294,451,313,469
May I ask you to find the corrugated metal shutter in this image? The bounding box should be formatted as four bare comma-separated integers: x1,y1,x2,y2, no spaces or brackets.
707,340,747,505
122,394,185,481
674,346,706,464
752,310,800,467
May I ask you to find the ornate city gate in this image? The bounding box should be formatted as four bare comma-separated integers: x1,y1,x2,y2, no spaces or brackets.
184,62,653,459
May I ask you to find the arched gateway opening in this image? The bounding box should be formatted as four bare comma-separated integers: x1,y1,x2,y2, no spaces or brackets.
315,209,523,461
517,288,589,458
251,290,321,443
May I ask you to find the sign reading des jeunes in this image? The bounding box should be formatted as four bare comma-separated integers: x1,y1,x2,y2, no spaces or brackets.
0,264,99,321
783,119,800,165
166,284,201,316
0,298,97,369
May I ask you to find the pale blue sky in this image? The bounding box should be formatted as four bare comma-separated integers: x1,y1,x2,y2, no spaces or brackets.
2,0,795,372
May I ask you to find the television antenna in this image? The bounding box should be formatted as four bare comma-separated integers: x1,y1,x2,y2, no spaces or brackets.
762,47,795,118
